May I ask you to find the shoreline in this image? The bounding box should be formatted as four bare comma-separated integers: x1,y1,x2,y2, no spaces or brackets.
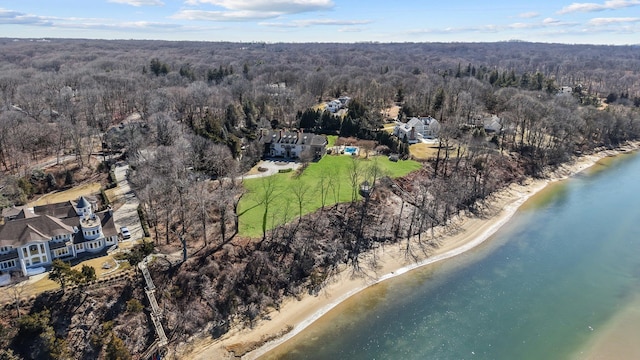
181,143,639,360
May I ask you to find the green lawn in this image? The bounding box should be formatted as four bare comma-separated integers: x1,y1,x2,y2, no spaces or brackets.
326,135,338,148
237,155,421,238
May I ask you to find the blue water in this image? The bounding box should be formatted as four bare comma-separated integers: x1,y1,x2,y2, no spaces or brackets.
263,152,640,360
344,147,358,154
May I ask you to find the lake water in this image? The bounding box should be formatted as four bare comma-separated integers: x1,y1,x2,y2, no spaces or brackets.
262,151,640,360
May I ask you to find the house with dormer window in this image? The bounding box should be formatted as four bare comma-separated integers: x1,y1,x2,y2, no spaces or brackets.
0,196,118,277
258,129,327,160
393,116,440,143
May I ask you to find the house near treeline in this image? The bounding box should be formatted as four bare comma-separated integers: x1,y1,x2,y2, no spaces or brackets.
258,129,328,160
0,196,118,278
465,114,504,134
482,115,503,133
325,96,351,113
393,116,440,143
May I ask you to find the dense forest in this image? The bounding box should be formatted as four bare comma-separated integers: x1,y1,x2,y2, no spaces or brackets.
1,38,640,359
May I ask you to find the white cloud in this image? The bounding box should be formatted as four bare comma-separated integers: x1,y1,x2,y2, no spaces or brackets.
558,0,640,14
260,19,371,28
175,0,334,22
338,27,365,33
0,8,54,26
518,12,540,19
108,0,165,6
0,7,181,32
543,17,562,24
172,9,281,21
587,17,640,25
408,18,578,36
183,0,333,13
509,22,533,29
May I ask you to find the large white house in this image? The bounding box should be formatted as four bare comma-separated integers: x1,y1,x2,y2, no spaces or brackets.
0,196,118,277
259,129,327,160
393,116,440,143
325,96,351,113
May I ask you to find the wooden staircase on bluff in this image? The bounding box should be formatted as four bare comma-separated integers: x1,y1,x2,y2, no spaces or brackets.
138,260,168,358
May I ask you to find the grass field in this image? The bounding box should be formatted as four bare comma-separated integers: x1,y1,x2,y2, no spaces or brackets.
3,254,123,301
326,135,338,147
409,142,440,160
237,155,421,238
29,182,102,207
383,123,396,133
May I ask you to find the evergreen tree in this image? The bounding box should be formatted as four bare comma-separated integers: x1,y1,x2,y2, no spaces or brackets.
48,259,74,290
106,333,131,360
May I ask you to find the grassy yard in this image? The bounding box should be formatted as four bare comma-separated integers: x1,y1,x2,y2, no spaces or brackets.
1,254,123,302
326,135,338,147
383,123,396,133
410,142,440,160
29,182,102,207
237,155,421,238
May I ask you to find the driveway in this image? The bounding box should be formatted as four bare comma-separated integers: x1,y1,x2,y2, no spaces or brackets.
111,164,144,243
242,159,302,179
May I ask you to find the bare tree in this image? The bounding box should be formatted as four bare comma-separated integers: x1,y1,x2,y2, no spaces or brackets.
348,156,363,202
291,178,311,221
191,180,214,247
257,175,281,241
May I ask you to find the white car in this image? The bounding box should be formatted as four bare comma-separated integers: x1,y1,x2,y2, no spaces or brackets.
121,226,131,239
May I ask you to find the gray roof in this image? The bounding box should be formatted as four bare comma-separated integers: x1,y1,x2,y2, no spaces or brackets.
0,215,75,247
76,196,91,209
34,201,77,218
0,249,18,262
2,206,27,219
1,196,116,248
259,129,327,147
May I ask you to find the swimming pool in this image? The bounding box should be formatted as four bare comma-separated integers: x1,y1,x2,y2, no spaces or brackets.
344,146,358,154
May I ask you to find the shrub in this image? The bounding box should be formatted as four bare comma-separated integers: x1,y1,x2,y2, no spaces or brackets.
126,299,144,313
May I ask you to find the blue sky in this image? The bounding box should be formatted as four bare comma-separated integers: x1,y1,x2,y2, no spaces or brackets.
1,0,640,44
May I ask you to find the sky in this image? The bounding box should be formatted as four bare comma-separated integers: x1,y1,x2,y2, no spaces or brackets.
1,0,640,44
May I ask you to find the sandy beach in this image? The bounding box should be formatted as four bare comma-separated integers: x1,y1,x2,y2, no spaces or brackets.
178,143,639,360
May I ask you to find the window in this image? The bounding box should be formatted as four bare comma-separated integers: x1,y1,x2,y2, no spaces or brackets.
1,260,16,269
30,245,38,253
